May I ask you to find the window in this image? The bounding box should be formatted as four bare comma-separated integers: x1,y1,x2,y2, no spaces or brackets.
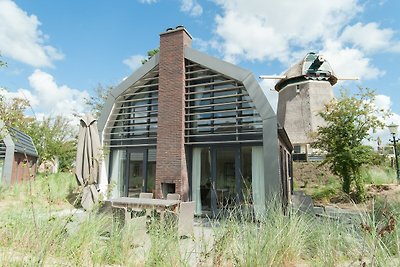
104,67,159,148
185,60,263,144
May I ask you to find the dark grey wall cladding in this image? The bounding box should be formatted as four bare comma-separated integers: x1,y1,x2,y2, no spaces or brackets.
9,128,38,157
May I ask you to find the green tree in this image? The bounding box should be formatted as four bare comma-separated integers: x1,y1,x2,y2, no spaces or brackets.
0,60,76,171
84,84,113,118
313,88,388,202
23,116,77,170
141,48,159,64
0,90,31,133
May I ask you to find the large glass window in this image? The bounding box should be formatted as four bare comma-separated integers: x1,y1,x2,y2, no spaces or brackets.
192,145,264,217
240,147,252,203
104,67,159,148
215,148,236,207
185,60,263,144
146,148,156,194
192,147,211,214
110,148,156,198
127,151,144,197
110,150,126,197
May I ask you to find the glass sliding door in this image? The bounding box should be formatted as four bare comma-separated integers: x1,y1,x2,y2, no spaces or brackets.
240,147,252,204
109,148,156,198
127,151,145,197
110,150,127,197
146,148,156,194
192,145,264,217
215,148,238,211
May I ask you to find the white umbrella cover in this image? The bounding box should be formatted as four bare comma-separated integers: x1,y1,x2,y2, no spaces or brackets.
75,114,101,210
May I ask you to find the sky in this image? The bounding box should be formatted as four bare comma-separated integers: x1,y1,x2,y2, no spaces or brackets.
0,0,400,146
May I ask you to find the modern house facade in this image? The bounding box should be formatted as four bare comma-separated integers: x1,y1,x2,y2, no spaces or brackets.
275,52,337,161
0,123,38,185
98,27,292,216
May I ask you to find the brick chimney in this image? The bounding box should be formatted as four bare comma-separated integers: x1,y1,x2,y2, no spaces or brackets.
155,26,192,200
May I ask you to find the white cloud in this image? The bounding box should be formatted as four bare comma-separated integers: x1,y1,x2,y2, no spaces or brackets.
212,0,361,63
340,22,400,53
24,69,89,119
366,94,400,148
180,0,203,17
138,0,202,16
321,40,385,80
123,54,146,71
0,87,38,108
210,0,400,80
0,0,64,67
374,94,391,111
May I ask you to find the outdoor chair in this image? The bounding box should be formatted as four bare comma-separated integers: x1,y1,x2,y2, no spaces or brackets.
177,201,195,237
166,193,181,200
112,206,129,229
126,215,148,247
137,192,154,217
139,192,153,199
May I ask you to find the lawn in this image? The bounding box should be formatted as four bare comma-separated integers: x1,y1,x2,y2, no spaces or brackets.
0,172,400,266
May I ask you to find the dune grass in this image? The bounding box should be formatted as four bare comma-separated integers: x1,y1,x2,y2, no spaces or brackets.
362,166,397,185
1,172,400,266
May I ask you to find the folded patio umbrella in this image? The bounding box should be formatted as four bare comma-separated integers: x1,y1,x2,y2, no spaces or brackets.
75,114,101,210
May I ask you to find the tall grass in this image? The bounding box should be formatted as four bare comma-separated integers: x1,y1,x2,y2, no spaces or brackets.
1,173,400,265
0,172,77,207
362,166,397,185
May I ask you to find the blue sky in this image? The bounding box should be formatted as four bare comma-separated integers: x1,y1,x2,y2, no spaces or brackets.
1,0,400,144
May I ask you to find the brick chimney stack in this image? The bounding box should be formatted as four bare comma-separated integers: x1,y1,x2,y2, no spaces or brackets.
155,26,192,200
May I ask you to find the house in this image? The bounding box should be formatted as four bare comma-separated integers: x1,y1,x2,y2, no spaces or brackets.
0,123,38,185
98,26,292,216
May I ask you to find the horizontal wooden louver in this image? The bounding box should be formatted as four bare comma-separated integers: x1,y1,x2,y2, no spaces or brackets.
104,67,159,148
185,60,263,144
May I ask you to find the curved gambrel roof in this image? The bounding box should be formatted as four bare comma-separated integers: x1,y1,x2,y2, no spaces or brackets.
184,47,276,121
98,53,160,136
98,46,281,199
98,47,277,135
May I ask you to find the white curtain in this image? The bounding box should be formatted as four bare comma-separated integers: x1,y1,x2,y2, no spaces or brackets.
192,147,202,215
252,147,265,219
110,150,126,198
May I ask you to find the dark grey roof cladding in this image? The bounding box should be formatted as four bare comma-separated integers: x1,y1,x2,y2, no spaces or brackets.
8,128,38,157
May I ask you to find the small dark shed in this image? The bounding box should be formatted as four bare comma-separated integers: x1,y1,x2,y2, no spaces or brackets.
0,124,38,185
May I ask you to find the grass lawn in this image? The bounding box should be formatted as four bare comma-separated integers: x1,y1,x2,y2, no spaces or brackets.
0,172,400,266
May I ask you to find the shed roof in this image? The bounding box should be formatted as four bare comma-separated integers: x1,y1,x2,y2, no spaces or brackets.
1,126,38,158
9,128,38,157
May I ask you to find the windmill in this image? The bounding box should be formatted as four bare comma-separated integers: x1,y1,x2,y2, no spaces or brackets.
261,52,358,161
